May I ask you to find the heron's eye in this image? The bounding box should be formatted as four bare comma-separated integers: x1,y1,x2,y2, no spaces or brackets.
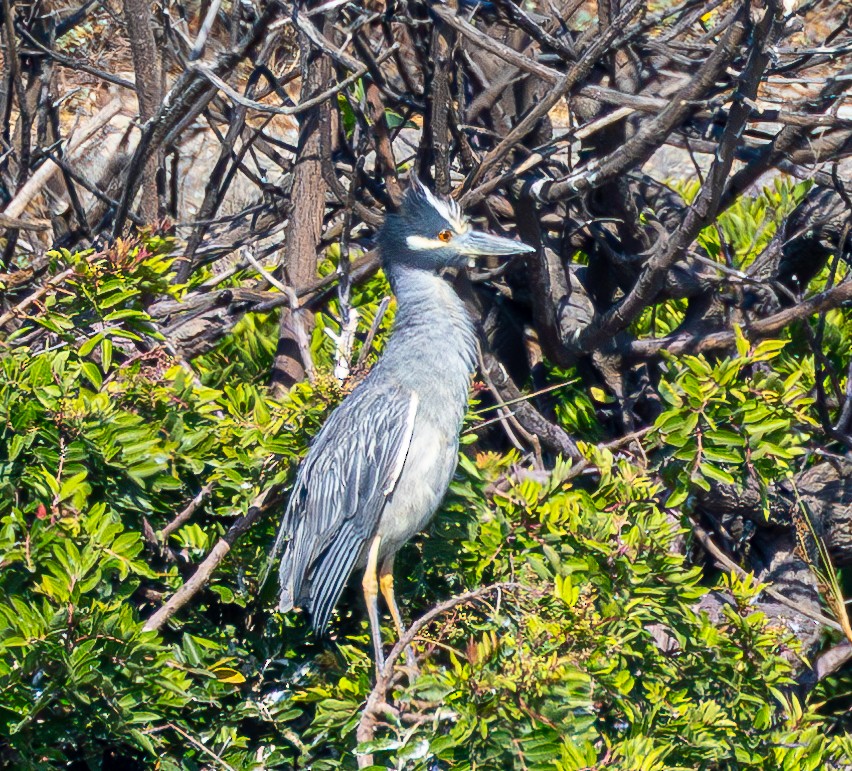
437,229,453,243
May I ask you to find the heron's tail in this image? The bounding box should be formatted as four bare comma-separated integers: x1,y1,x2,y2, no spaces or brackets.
263,504,360,634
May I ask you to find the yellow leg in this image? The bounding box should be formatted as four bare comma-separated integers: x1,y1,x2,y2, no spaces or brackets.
362,535,384,673
379,554,406,639
380,554,419,674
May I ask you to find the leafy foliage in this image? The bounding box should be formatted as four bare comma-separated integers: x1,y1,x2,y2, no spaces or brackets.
654,331,816,508
1,228,850,770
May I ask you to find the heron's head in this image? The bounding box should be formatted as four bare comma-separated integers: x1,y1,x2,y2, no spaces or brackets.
378,176,535,271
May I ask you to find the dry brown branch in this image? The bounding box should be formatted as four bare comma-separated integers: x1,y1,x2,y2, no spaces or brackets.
143,487,282,632
572,4,777,354
0,266,75,329
630,280,852,357
270,14,335,392
4,98,124,220
459,0,646,203
159,483,215,540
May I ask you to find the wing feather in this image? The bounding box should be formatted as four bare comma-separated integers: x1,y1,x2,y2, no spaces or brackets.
307,523,360,633
268,382,418,633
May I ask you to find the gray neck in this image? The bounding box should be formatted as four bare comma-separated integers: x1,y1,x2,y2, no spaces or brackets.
373,263,477,416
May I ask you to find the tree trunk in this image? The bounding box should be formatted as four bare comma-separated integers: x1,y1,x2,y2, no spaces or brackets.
270,21,334,394
122,0,162,224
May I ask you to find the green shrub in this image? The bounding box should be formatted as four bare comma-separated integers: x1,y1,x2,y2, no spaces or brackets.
1,236,849,769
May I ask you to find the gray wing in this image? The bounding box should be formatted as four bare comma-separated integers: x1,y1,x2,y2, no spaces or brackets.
267,382,418,633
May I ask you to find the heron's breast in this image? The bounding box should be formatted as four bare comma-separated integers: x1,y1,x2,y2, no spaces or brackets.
376,419,459,553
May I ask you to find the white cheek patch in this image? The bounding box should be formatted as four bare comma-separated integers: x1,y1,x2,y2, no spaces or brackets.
406,235,448,250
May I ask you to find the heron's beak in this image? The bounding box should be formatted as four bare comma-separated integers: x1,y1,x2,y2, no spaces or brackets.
455,230,536,257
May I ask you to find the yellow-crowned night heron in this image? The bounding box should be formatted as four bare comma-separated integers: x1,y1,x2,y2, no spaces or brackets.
268,177,534,669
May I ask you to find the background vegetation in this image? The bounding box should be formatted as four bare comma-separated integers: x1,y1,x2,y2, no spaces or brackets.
1,0,851,769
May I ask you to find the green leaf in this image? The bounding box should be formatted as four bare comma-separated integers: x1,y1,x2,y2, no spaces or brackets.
698,462,736,485
212,666,246,684
101,338,113,371
78,332,104,357
80,361,103,389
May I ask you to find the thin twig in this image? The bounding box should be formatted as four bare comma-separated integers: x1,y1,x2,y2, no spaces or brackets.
689,516,842,633
192,44,398,117
160,483,215,540
143,487,281,632
355,582,529,768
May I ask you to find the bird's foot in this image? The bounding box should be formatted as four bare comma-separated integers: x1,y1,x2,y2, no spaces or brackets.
373,647,386,682
401,644,420,683
373,643,418,685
